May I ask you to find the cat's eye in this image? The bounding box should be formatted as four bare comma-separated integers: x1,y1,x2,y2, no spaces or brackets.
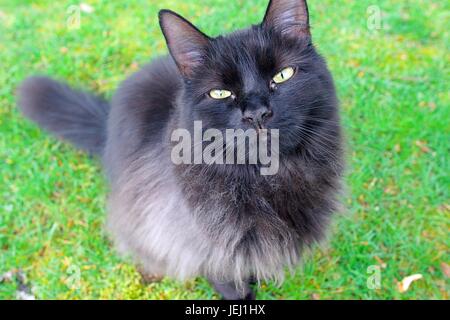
209,89,232,99
272,67,295,84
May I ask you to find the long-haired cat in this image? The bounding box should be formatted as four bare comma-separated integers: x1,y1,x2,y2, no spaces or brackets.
17,0,344,299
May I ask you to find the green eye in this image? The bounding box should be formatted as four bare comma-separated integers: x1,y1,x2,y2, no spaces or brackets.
272,67,295,84
209,89,232,99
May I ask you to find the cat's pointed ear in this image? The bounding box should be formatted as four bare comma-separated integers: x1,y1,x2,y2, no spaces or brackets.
159,10,210,77
262,0,310,38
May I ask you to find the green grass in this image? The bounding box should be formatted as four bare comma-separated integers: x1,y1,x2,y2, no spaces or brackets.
0,0,449,300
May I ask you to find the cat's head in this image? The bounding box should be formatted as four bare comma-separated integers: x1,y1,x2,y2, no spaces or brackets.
160,0,338,155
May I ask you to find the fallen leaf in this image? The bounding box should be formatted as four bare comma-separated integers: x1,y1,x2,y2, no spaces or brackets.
130,62,139,71
374,256,387,269
384,185,398,195
348,59,360,68
397,274,423,293
438,204,450,213
415,140,431,153
419,101,436,111
440,263,450,278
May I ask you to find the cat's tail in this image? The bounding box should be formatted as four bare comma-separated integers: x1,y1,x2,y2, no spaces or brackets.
17,76,109,155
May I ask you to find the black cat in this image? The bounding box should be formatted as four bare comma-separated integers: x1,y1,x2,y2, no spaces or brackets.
17,0,344,300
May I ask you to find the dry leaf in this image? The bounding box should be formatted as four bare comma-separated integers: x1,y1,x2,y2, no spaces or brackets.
419,101,436,111
311,293,320,300
130,62,139,71
415,140,431,153
397,274,423,293
438,204,450,213
440,263,450,278
374,256,387,269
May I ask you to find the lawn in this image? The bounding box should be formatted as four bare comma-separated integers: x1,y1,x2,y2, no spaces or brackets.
0,0,448,299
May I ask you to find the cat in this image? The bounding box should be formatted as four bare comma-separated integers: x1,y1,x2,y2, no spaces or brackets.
17,0,344,300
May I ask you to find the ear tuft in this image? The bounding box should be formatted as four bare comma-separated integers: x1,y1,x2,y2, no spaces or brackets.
159,10,210,77
262,0,310,38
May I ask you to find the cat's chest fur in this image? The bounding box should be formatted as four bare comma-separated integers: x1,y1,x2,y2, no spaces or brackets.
107,146,341,287
176,157,338,252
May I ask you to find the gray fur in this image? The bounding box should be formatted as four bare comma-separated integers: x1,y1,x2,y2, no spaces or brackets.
17,76,109,155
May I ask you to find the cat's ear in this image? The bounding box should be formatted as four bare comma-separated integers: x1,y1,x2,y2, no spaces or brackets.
159,10,210,77
262,0,310,38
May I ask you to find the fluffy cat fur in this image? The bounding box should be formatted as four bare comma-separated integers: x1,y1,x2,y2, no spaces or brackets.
17,0,344,299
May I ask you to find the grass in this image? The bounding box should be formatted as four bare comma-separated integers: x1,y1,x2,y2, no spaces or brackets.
0,0,449,300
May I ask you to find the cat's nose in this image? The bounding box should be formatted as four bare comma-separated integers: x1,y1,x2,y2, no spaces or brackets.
242,106,273,128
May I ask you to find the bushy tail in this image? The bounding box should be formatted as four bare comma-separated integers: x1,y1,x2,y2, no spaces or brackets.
17,76,109,155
